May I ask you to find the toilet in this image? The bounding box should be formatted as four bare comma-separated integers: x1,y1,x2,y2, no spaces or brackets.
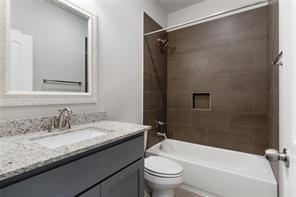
144,156,184,197
144,132,184,197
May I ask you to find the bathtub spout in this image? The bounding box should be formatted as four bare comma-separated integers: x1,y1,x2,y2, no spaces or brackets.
157,132,167,139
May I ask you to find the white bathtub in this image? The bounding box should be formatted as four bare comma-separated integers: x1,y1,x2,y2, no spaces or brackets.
146,139,277,197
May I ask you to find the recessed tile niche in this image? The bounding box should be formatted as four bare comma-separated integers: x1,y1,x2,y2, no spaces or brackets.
192,92,211,111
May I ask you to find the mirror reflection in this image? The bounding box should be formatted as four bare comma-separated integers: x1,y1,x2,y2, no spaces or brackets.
10,0,89,92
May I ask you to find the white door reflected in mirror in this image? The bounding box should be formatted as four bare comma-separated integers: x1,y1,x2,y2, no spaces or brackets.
9,29,33,91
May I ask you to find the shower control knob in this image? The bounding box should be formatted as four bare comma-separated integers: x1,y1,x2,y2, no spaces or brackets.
265,148,290,168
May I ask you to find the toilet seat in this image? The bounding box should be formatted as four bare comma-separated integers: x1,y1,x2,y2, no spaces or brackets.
144,156,183,178
145,168,183,178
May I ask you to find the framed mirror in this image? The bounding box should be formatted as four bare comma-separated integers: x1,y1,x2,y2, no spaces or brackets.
0,0,98,106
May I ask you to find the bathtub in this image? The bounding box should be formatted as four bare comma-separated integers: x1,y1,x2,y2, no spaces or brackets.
146,139,277,197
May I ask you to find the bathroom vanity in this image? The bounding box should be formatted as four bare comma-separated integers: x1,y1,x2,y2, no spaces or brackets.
0,121,150,197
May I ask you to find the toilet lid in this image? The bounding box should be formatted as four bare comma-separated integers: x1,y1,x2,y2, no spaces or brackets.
145,156,183,176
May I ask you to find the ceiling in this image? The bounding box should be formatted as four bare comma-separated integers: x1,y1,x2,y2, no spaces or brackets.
155,0,206,13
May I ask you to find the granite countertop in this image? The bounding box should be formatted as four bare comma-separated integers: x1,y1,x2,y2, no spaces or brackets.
0,121,151,183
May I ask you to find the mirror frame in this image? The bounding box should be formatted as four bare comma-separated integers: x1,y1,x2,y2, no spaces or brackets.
0,0,98,106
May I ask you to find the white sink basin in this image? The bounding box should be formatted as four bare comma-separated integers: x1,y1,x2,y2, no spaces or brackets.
32,128,108,149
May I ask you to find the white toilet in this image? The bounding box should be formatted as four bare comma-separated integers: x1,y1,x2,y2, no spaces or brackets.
144,132,184,197
144,156,184,197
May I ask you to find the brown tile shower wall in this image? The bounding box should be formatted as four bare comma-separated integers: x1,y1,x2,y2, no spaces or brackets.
267,0,279,179
167,7,269,155
143,14,167,148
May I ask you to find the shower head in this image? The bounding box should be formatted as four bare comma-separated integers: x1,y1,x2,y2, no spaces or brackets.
157,38,169,47
157,38,169,53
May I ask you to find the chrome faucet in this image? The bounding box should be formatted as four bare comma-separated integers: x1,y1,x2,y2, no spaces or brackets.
157,132,167,139
155,121,167,139
49,107,73,132
58,107,73,129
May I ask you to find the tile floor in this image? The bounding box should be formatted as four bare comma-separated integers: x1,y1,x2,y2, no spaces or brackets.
176,187,204,197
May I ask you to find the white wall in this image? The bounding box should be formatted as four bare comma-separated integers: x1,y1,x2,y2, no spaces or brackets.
168,0,267,27
0,0,167,124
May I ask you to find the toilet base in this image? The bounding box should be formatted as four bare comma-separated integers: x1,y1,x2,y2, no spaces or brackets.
152,189,175,197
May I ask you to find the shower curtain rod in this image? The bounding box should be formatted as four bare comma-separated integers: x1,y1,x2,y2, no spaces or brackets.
144,0,268,36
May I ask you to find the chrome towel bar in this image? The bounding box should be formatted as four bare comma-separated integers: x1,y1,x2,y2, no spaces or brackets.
43,79,82,86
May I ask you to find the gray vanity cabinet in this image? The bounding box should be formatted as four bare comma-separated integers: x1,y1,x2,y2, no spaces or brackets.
100,159,144,197
0,135,144,197
79,185,101,197
79,159,144,197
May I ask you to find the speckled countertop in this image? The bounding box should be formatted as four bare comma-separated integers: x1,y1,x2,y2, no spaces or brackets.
0,121,151,183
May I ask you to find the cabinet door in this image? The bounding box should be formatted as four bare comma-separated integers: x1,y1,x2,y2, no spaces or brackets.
79,184,100,197
101,159,144,197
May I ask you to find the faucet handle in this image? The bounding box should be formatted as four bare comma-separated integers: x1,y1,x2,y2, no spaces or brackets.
155,121,166,134
48,117,56,132
155,121,166,126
